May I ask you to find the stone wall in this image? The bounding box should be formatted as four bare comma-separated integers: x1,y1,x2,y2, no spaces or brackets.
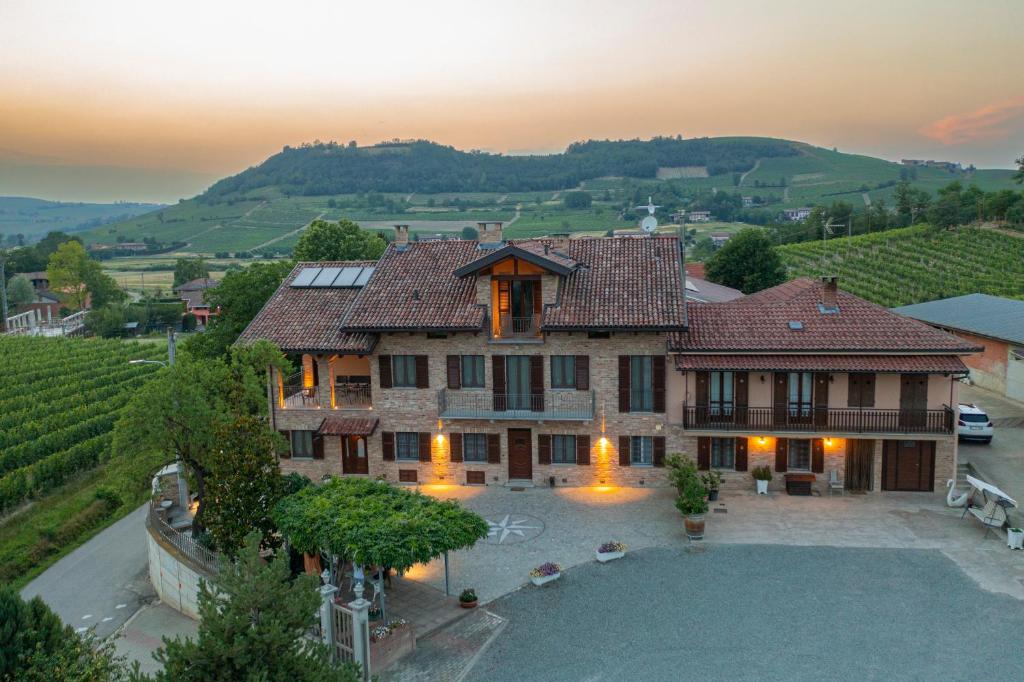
147,526,209,620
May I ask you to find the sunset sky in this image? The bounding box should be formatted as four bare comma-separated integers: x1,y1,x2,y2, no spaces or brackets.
1,0,1022,202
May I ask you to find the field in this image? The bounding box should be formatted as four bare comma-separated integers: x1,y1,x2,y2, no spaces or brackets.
0,336,168,586
779,225,1024,307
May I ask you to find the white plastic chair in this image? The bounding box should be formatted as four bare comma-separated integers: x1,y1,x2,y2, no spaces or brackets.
828,470,844,496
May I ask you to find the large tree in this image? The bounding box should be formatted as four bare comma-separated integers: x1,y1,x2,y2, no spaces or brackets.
173,257,210,288
5,274,35,308
148,533,359,682
293,218,386,262
705,228,787,294
46,240,123,311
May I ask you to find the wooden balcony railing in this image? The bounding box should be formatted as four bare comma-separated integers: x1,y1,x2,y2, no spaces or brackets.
439,389,595,420
681,404,954,435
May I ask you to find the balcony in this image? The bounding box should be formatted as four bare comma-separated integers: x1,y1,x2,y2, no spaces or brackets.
279,373,372,410
495,313,541,340
439,389,595,421
681,405,954,435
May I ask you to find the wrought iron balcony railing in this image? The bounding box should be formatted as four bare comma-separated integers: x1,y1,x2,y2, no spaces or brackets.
681,404,954,435
439,389,595,420
496,313,541,339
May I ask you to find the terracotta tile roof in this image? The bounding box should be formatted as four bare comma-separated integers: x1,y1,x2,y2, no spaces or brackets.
319,415,379,436
237,261,377,352
453,240,579,277
674,354,968,373
669,278,981,353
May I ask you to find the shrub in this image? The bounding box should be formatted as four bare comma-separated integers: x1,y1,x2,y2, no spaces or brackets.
751,465,773,481
701,470,723,491
597,541,627,554
529,562,562,578
459,588,477,603
665,454,698,495
674,476,709,516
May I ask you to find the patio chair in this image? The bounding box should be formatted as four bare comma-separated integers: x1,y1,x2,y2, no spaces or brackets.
827,470,844,496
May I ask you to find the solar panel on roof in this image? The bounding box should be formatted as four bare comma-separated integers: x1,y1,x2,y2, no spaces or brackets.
291,267,322,287
311,267,342,287
352,267,375,287
333,267,362,287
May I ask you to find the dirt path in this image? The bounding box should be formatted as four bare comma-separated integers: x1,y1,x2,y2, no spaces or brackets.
783,186,790,202
507,203,523,226
248,212,325,252
862,192,872,207
738,159,761,186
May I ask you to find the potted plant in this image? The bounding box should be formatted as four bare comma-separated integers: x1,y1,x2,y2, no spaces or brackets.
665,453,699,496
675,476,709,540
1008,527,1024,550
752,465,772,495
596,541,627,563
701,470,723,501
529,562,562,586
459,588,478,608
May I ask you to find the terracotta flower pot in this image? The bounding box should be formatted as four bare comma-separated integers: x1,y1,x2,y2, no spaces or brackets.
459,599,477,609
684,513,705,540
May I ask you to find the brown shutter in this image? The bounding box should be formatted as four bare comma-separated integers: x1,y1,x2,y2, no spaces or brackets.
576,435,590,465
652,356,666,413
574,355,589,391
415,355,429,389
492,356,506,411
862,373,876,408
735,437,748,471
849,373,876,408
734,372,749,424
697,436,711,471
775,437,788,472
618,435,631,466
449,433,463,462
695,371,710,406
773,372,788,426
813,373,829,427
848,373,862,408
382,432,395,461
312,434,324,460
418,432,432,462
811,438,825,473
446,355,461,389
379,355,393,389
653,436,665,468
278,430,291,459
530,355,544,412
537,435,551,465
618,356,631,413
486,433,501,464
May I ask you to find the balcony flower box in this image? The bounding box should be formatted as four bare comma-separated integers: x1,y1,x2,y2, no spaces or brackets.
529,562,562,586
595,541,627,563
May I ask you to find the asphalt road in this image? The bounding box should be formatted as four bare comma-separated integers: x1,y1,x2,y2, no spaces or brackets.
21,503,153,640
468,544,1024,681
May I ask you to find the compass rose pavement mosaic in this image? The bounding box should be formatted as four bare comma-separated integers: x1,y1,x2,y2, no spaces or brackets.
483,513,545,545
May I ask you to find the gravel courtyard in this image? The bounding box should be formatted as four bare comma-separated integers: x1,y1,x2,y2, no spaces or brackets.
466,544,1024,681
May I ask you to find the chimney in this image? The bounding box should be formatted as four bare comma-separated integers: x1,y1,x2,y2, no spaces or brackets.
820,276,839,312
477,222,503,248
549,233,571,253
394,224,410,251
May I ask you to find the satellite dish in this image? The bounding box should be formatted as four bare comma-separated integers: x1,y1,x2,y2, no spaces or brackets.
641,216,658,233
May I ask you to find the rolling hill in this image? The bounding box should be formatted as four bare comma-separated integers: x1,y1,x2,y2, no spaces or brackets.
0,196,163,242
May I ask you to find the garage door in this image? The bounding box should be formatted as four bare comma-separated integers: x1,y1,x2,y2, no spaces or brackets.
881,440,935,492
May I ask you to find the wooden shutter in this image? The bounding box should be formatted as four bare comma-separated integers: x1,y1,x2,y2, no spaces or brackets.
813,373,829,427
773,372,788,426
530,355,544,412
446,355,461,389
618,356,631,412
849,373,876,408
574,355,590,390
492,356,506,411
618,435,631,466
734,372,749,424
379,355,393,389
697,436,711,471
653,436,665,468
775,437,788,472
312,434,324,460
415,355,429,389
735,437,748,471
449,433,463,463
278,430,291,459
486,433,501,464
382,432,395,461
653,356,666,413
537,435,551,465
811,438,825,473
576,435,590,465
695,371,710,406
418,432,432,462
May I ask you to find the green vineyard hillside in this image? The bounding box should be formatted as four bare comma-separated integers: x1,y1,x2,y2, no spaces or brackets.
778,226,1024,308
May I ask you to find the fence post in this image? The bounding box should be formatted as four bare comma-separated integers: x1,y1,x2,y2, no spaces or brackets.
348,582,372,680
319,583,338,647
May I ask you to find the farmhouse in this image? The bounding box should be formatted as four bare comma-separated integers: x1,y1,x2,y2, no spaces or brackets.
783,207,813,222
893,294,1024,402
175,277,219,326
686,210,712,222
240,222,977,496
709,232,732,247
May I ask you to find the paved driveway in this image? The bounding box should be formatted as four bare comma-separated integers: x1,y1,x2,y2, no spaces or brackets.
467,544,1024,681
958,384,1024,526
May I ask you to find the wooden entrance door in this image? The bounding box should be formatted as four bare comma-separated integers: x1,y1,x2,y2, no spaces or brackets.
899,374,928,428
341,436,368,475
845,439,874,492
507,429,533,480
881,440,935,491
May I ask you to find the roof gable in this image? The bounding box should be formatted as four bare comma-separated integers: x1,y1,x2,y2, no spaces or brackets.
453,242,577,277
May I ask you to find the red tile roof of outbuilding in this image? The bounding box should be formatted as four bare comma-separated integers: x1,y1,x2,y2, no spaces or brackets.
674,354,968,373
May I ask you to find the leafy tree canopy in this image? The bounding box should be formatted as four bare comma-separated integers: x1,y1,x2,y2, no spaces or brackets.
1,231,81,274
293,219,386,262
705,228,787,294
5,274,34,307
45,240,123,311
173,257,210,288
562,191,592,209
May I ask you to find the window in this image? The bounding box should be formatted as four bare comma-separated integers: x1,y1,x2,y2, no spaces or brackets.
463,433,488,462
552,435,577,464
711,438,735,469
630,356,654,412
847,373,875,408
396,432,419,461
788,439,811,471
788,372,813,418
291,430,314,459
630,436,653,466
392,356,418,388
551,356,576,389
461,355,485,388
710,371,734,416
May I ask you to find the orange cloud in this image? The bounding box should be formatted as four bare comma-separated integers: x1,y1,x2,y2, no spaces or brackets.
921,96,1024,145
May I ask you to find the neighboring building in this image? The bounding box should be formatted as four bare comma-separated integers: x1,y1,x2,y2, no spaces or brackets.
684,277,743,304
709,232,732,247
687,210,712,223
240,223,976,495
783,207,813,222
893,294,1024,402
175,278,219,326
684,262,706,280
742,196,754,208
901,159,962,173
21,290,62,321
20,271,50,290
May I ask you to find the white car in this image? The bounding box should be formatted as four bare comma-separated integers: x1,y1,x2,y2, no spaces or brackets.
957,403,993,443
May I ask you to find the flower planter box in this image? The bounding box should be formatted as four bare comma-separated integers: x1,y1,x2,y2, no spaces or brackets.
530,572,561,586
595,550,625,563
370,624,415,672
756,479,769,495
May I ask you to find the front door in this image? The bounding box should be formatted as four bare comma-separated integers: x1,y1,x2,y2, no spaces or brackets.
341,435,368,475
845,439,874,492
881,440,935,491
507,428,533,480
